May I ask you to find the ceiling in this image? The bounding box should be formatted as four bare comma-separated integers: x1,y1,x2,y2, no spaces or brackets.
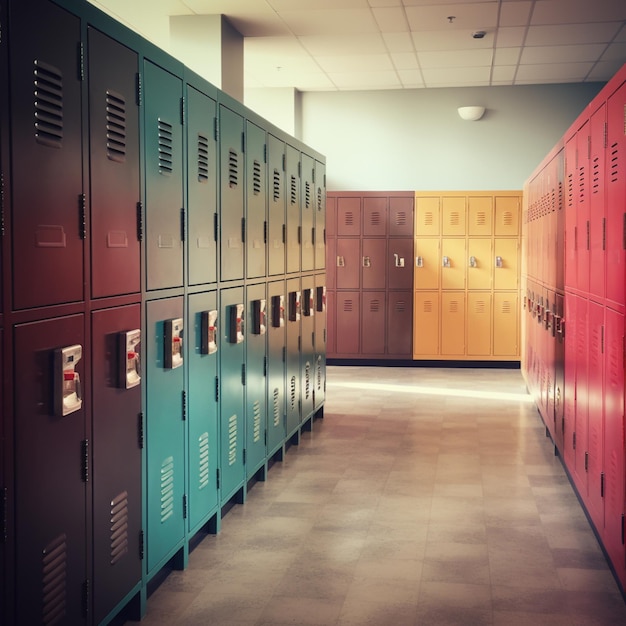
89,0,626,91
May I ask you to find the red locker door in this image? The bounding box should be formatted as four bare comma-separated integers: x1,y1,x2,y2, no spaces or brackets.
326,195,337,239
362,239,387,290
387,291,413,356
335,292,360,355
554,293,565,453
576,121,590,294
388,238,414,290
564,135,578,292
589,104,606,302
326,237,336,290
563,293,577,469
336,238,360,289
337,197,361,237
361,292,386,354
326,290,336,356
363,197,387,236
555,150,565,291
389,197,414,237
573,296,589,497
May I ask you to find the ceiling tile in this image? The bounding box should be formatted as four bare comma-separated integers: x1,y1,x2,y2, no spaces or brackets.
587,60,626,81
601,42,626,62
391,52,419,70
421,65,492,85
515,62,594,82
300,33,387,55
329,70,402,90
418,48,493,68
499,1,532,27
491,66,517,82
406,3,499,31
383,31,417,52
397,69,425,87
530,0,626,25
494,47,521,65
268,0,369,9
495,26,527,47
521,44,609,65
278,9,379,36
526,23,623,47
372,7,410,31
316,54,394,73
412,29,494,51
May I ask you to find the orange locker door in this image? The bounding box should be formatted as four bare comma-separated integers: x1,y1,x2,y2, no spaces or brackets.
467,292,492,356
494,196,520,237
467,238,493,291
441,238,466,290
415,196,440,236
441,292,466,356
494,238,518,290
468,196,493,237
493,292,518,357
442,196,466,236
414,238,440,290
413,291,439,357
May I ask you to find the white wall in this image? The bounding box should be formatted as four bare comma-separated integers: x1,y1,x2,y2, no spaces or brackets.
300,83,604,191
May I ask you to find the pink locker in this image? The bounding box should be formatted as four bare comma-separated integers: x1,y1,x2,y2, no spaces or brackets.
389,197,414,237
361,291,385,355
576,121,591,295
544,289,556,440
326,195,337,239
563,292,577,469
335,238,360,289
388,238,414,290
553,292,565,453
572,295,589,497
387,292,413,356
326,237,336,290
335,291,360,355
363,197,387,237
361,239,387,290
564,135,578,292
589,103,606,302
555,150,565,291
337,197,361,237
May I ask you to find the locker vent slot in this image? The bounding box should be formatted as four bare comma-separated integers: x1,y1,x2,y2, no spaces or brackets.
567,173,574,207
157,119,174,175
290,175,297,205
198,432,210,490
304,361,311,400
42,533,67,625
110,491,129,565
500,300,512,314
473,299,487,314
395,299,407,313
197,134,209,182
370,211,382,227
273,169,281,201
422,299,434,313
610,143,619,183
106,90,127,162
305,181,312,209
475,211,487,226
228,149,238,187
34,60,64,149
343,211,355,227
316,355,323,392
424,211,434,226
253,160,262,195
501,211,513,226
369,298,382,313
273,388,281,427
592,156,600,194
290,375,297,410
578,165,586,201
449,212,461,226
160,456,175,523
317,187,323,211
253,400,262,443
343,299,354,313
395,211,407,227
228,414,237,466
448,299,460,313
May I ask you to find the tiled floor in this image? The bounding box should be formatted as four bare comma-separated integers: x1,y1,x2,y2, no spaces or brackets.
129,366,626,625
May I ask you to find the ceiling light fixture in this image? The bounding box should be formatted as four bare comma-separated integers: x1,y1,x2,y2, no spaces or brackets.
457,106,486,121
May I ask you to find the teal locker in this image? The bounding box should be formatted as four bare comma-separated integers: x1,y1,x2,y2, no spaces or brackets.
187,85,218,286
245,283,268,479
143,61,184,290
145,297,185,575
286,277,302,438
314,274,326,411
219,287,246,504
219,104,244,282
300,275,316,422
285,144,301,274
315,160,326,271
187,291,219,535
301,153,315,271
267,280,286,457
268,134,286,276
246,121,267,279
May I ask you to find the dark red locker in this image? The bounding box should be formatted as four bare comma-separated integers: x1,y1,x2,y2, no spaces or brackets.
336,238,360,289
563,293,577,469
301,153,315,272
573,295,589,496
361,291,385,355
10,1,83,309
267,134,286,276
285,144,301,274
14,315,86,625
337,197,361,237
326,195,337,240
388,238,414,290
88,27,140,299
246,121,267,279
553,293,565,453
91,304,142,624
326,290,336,356
335,291,360,355
363,197,387,237
555,150,565,291
589,104,606,302
576,121,590,294
387,291,413,356
564,135,578,292
389,197,414,237
362,239,387,290
314,160,326,271
326,237,336,291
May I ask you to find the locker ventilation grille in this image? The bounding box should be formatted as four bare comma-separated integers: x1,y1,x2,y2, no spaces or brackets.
290,376,297,410
273,169,281,201
370,211,382,227
198,134,209,182
343,299,354,312
424,212,434,226
198,432,210,490
423,300,434,313
228,414,237,466
160,456,175,523
476,212,486,226
317,187,323,212
567,173,574,207
592,157,600,194
106,90,127,162
253,160,262,195
395,211,407,227
273,388,281,427
305,181,312,209
369,299,381,313
474,300,487,314
395,300,407,313
157,119,174,175
449,212,461,226
578,166,586,201
34,60,64,149
502,211,513,226
610,143,619,183
110,491,129,565
290,175,297,205
42,533,67,625
316,355,323,392
228,149,238,187
500,300,512,314
448,300,460,313
253,400,262,443
305,362,311,400
344,212,355,227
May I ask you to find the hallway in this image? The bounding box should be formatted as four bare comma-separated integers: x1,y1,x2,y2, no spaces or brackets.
131,366,626,625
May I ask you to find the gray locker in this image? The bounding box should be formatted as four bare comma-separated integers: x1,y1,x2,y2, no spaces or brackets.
267,134,286,276
246,122,267,279
301,153,315,272
285,144,301,274
286,277,301,438
314,160,326,271
300,275,316,422
314,275,327,411
267,280,286,456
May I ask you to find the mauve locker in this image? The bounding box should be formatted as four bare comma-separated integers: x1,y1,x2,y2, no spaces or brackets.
564,135,578,293
576,121,591,295
389,197,414,238
361,291,386,355
588,103,606,302
387,291,413,356
363,197,387,237
573,295,589,497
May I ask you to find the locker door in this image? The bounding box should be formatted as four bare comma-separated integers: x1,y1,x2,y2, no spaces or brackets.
494,239,518,290
267,280,286,455
363,197,387,236
387,292,413,356
245,283,267,479
388,238,414,290
145,297,185,573
14,315,86,625
362,239,387,289
468,197,493,236
563,293,577,468
441,292,466,356
285,278,301,437
441,239,466,290
326,289,336,356
467,239,492,291
413,291,439,357
564,135,578,291
361,292,386,355
88,27,140,299
10,2,83,309
220,105,245,282
415,239,440,290
301,153,315,271
267,134,286,276
285,145,301,274
327,237,337,291
187,291,219,532
573,296,589,496
576,121,591,294
493,293,518,357
415,196,440,236
219,287,246,503
554,293,565,453
300,276,316,422
314,160,326,270
187,86,218,286
314,275,327,410
246,122,267,279
335,291,360,355
589,103,606,302
494,196,520,237
555,152,566,291
337,197,361,236
442,197,466,236
326,195,337,239
91,304,142,624
336,238,360,289
467,292,492,356
389,197,414,237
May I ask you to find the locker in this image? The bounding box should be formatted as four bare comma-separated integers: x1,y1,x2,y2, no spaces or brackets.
361,291,386,354
267,280,286,455
467,292,492,356
285,144,301,274
389,197,414,237
145,297,185,574
246,121,267,279
10,1,84,309
219,287,246,503
285,278,301,437
387,292,413,356
493,238,518,290
576,121,591,294
553,293,565,453
314,274,327,410
413,291,439,357
441,238,466,290
467,239,493,291
301,153,315,271
414,238,440,290
441,292,465,356
91,304,142,624
267,134,286,276
300,276,316,421
442,197,466,236
564,135,578,292
187,291,219,533
494,196,520,236
589,103,606,302
362,239,387,289
335,291,360,355
326,290,336,356
468,197,493,236
415,196,440,236
555,152,566,291
572,296,589,495
388,238,414,290
14,315,86,625
219,104,245,282
326,237,336,291
326,195,337,239
245,283,267,479
88,27,140,299
363,197,387,236
337,197,361,236
314,159,326,271
187,85,218,286
336,238,360,289
493,293,518,357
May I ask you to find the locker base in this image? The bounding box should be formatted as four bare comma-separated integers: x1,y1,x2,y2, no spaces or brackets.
328,358,521,369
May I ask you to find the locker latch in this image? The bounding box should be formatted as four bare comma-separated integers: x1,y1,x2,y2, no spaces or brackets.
495,256,503,268
336,255,345,267
394,253,404,268
416,256,423,268
442,256,451,268
469,256,477,268
54,345,83,417
362,256,371,267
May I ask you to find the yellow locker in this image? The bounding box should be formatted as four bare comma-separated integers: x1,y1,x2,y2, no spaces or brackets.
468,196,493,236
414,238,440,290
467,238,493,290
494,238,519,290
467,292,492,356
413,291,440,357
442,197,466,236
441,238,466,290
415,196,440,236
441,292,466,356
493,292,519,356
495,196,520,236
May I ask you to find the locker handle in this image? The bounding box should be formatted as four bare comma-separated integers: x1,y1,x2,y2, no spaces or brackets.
362,256,371,267
469,256,477,268
495,256,503,268
442,256,451,268
336,255,345,267
394,253,405,268
416,256,423,268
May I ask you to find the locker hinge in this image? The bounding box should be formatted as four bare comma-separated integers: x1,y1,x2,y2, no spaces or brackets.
574,225,578,251
138,412,144,449
622,514,625,545
82,439,89,482
78,41,85,81
183,495,187,519
182,390,187,421
180,208,186,242
312,331,315,347
1,487,7,543
282,223,286,244
79,194,87,239
215,376,220,402
298,161,301,178
298,226,302,244
312,168,316,184
264,221,268,245
213,212,219,242
241,217,246,243
586,220,590,250
298,336,301,352
180,96,185,125
136,72,142,106
264,430,267,446
242,363,246,386
584,451,589,471
264,356,268,377
324,228,326,244
282,346,286,363
243,449,246,465
623,213,626,250
214,117,219,142
602,217,606,250
324,328,327,343
82,580,90,618
573,431,576,450
216,468,220,490
241,131,245,153
603,121,608,148
0,171,5,236
282,153,286,172
137,202,143,241
600,472,605,498
264,143,268,163
601,326,605,354
312,227,315,246
139,530,145,560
